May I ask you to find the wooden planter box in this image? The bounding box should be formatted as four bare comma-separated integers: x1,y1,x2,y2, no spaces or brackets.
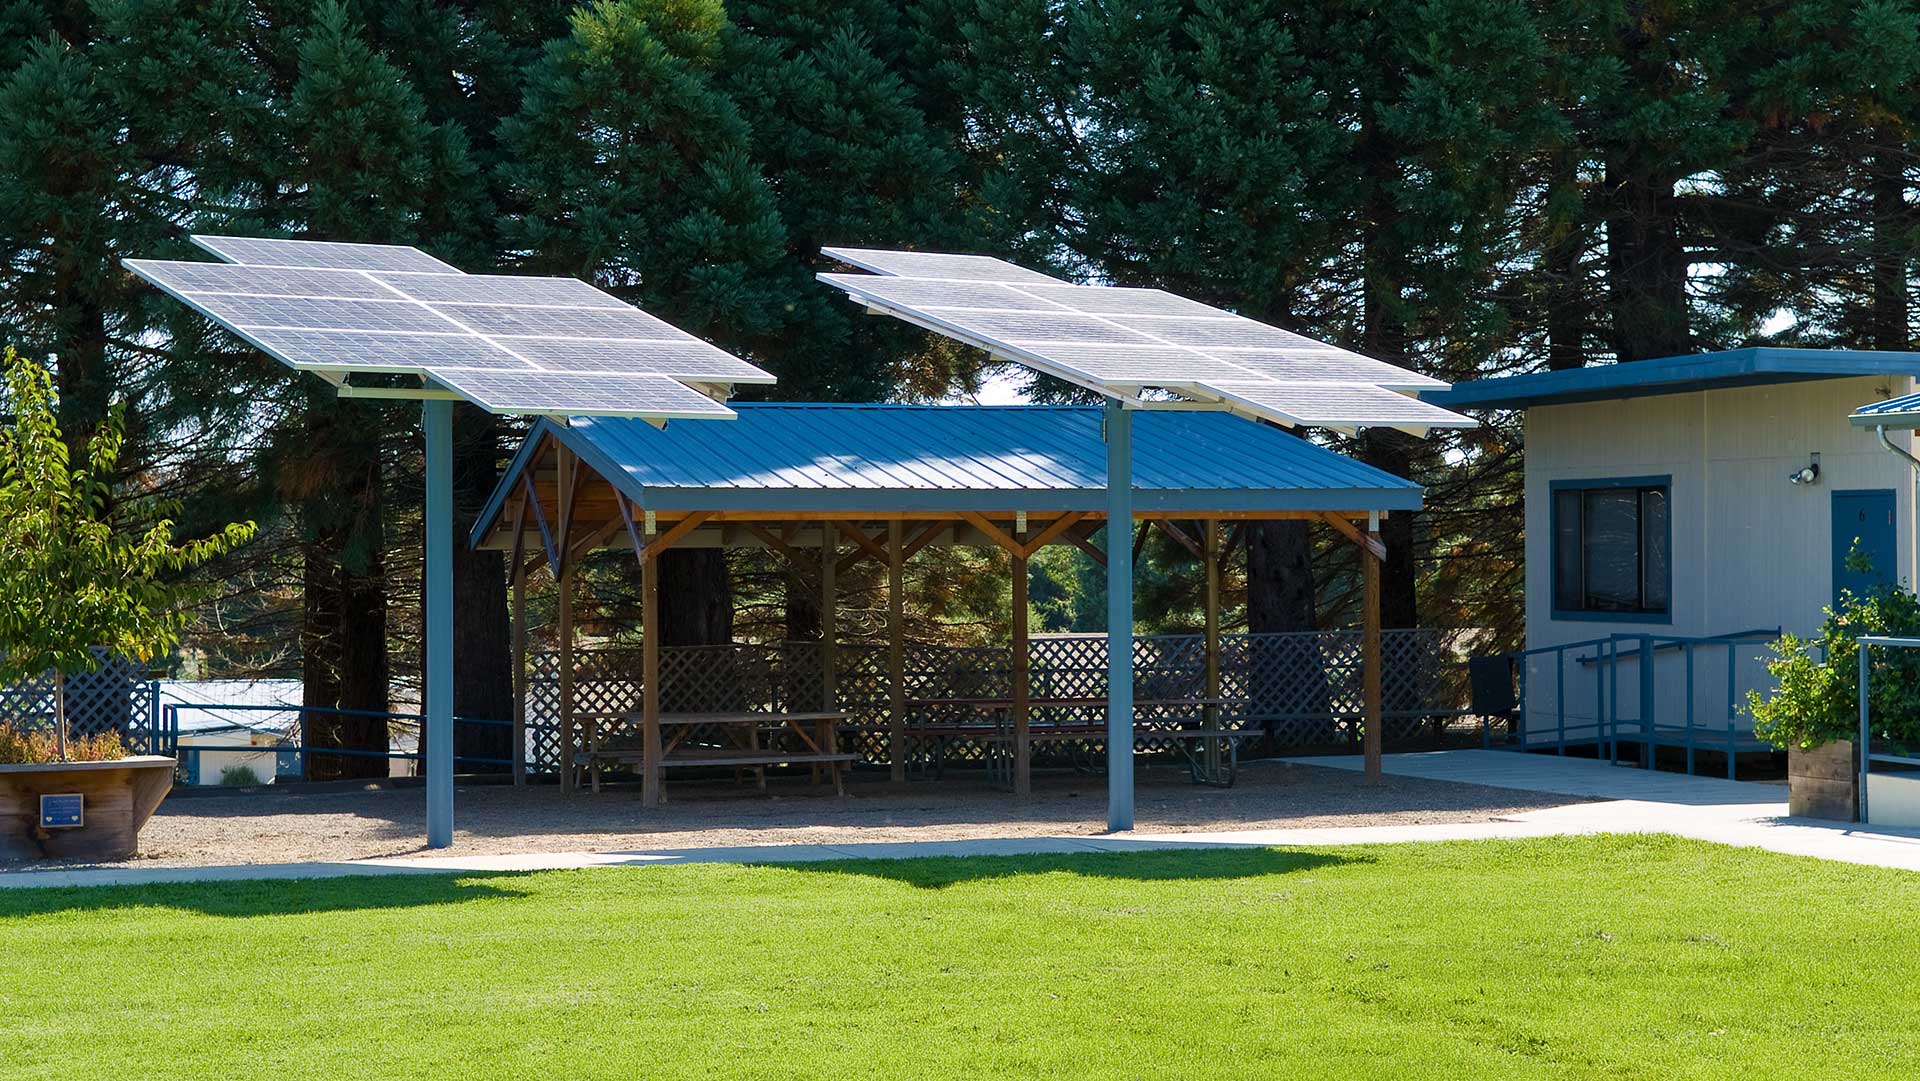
1788,741,1857,821
0,756,175,861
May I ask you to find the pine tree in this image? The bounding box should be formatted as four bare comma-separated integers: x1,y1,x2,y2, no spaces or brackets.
244,1,494,777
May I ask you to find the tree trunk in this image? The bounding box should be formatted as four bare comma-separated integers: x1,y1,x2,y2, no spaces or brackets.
1603,157,1691,361
658,549,733,646
298,398,390,782
1355,109,1421,641
448,405,512,774
1870,145,1910,350
1544,153,1588,370
53,670,68,762
1245,518,1332,747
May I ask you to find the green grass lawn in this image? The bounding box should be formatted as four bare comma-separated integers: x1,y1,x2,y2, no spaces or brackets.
3,836,1919,1079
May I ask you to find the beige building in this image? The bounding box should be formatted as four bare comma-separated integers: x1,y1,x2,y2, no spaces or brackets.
1429,348,1920,770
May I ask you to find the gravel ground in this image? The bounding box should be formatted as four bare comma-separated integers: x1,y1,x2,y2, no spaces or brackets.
1,760,1588,872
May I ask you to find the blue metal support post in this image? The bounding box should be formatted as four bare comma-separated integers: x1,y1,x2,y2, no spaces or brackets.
1105,400,1134,832
424,399,454,849
1859,640,1872,823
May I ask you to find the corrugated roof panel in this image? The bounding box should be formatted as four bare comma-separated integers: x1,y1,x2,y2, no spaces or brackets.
555,404,1416,509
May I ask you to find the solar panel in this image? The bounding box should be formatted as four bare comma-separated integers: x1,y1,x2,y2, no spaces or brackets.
184,293,460,334
374,274,629,308
821,246,1068,285
429,368,736,419
1206,382,1470,432
1210,350,1446,391
124,260,400,300
1001,344,1269,384
241,329,526,372
192,235,462,274
127,237,776,418
498,337,771,381
815,274,1060,312
818,250,1470,433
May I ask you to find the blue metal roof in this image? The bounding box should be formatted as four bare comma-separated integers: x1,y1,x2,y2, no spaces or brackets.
1851,392,1920,429
1422,347,1920,410
473,403,1420,544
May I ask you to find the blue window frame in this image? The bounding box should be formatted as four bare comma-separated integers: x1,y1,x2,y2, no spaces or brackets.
1550,475,1671,623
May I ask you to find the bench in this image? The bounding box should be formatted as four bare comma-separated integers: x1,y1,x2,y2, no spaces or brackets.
570,710,853,796
844,721,1245,787
576,746,860,796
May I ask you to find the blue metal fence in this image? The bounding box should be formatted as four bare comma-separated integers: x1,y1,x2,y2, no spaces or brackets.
155,701,545,784
1505,628,1781,777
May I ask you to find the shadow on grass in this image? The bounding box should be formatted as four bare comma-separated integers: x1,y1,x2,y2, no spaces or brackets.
0,870,534,919
765,845,1366,889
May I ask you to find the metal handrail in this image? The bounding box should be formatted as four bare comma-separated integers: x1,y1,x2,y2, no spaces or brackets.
1504,629,1781,775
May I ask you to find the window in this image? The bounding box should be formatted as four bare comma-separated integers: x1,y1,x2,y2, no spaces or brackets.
1551,478,1670,619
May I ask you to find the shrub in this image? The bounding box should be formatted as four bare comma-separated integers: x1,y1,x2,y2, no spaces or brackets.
219,764,263,787
1748,578,1920,751
0,724,128,765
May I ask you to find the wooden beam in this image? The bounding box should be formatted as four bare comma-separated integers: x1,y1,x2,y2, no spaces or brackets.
833,520,891,564
1362,520,1384,785
742,522,817,579
1203,519,1223,779
637,510,714,562
1321,511,1388,562
1019,511,1087,558
957,510,1022,556
557,555,576,795
1066,521,1108,568
521,476,559,576
903,520,947,561
834,519,944,575
1223,521,1249,561
888,519,907,783
556,440,577,794
1132,519,1152,561
569,514,625,565
821,527,837,714
1151,518,1205,562
509,496,528,788
642,548,664,805
1012,525,1031,798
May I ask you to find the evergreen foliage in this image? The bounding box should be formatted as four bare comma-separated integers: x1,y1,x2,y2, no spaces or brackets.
3,0,1919,691
0,348,254,757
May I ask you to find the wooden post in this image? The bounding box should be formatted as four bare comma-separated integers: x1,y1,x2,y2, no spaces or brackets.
510,547,527,787
1012,523,1031,798
1363,513,1384,784
1203,519,1222,777
888,519,907,782
821,528,837,713
554,446,577,794
642,545,663,807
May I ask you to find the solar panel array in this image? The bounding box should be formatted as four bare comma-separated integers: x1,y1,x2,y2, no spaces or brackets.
124,235,771,419
818,247,1472,434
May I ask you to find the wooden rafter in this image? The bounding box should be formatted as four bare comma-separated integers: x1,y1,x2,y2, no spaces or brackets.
832,520,891,563
1151,518,1205,562
1319,511,1388,562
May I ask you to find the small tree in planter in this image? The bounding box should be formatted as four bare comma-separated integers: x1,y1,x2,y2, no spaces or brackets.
0,346,256,757
1747,564,1920,817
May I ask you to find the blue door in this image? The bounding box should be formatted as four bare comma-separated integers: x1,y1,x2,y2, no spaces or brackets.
1832,489,1898,602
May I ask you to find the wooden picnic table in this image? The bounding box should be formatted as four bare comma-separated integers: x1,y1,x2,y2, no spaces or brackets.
574,710,855,797
893,696,1249,788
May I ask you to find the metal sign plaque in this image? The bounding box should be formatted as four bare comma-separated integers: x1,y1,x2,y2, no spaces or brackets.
39,793,84,829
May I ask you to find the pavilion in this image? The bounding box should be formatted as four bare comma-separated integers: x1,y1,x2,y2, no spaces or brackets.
472,402,1423,802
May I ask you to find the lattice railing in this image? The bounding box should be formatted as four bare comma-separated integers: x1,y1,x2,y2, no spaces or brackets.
0,651,161,752
526,629,1452,774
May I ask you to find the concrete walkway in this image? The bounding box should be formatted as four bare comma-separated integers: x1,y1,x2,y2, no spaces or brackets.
5,750,1920,890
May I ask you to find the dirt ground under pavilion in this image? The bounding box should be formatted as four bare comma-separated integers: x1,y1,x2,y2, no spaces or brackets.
0,759,1591,871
